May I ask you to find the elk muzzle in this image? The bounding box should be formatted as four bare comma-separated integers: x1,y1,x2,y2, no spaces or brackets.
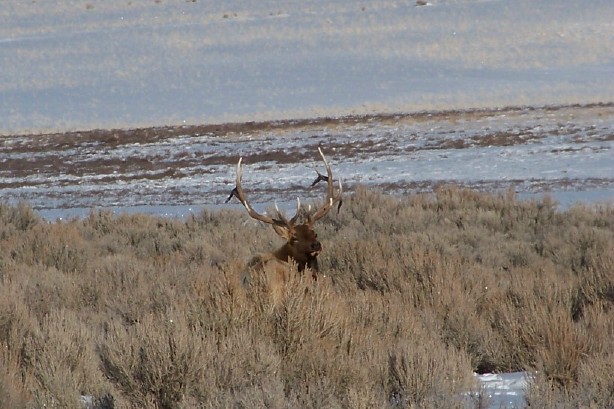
309,240,322,256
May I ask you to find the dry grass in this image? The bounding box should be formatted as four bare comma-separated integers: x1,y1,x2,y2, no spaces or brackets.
1,186,613,408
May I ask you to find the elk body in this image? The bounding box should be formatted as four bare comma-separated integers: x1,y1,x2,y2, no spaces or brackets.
226,147,342,301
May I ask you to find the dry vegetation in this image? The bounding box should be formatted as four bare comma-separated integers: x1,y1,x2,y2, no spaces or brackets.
1,186,613,408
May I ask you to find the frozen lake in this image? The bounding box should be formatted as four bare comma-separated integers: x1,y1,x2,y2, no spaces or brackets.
1,0,613,135
2,0,613,221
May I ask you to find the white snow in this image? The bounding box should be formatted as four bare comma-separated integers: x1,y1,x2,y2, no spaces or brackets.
470,372,533,408
3,105,612,217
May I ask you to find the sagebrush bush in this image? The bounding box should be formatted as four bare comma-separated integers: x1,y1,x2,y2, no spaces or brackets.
0,186,613,408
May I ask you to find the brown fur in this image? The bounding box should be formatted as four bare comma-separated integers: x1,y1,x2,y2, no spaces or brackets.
242,219,324,303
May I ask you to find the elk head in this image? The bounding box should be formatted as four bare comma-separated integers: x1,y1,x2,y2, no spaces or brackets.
226,147,342,281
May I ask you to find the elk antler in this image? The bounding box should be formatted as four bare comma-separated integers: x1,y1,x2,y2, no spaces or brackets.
310,147,343,220
226,147,341,225
225,157,301,227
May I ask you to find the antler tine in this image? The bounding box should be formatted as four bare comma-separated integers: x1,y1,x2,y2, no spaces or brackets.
289,197,302,224
310,170,328,187
227,157,286,227
311,158,343,214
273,197,302,226
311,147,339,221
335,178,343,213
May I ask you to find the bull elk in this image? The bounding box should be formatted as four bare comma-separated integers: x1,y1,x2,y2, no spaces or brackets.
226,147,342,298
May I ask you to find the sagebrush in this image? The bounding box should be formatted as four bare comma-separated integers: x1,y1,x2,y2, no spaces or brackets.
1,186,613,408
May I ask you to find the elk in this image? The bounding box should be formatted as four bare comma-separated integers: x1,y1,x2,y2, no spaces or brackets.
226,147,342,296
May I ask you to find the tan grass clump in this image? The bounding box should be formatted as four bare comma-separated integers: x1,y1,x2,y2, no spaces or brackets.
0,186,613,407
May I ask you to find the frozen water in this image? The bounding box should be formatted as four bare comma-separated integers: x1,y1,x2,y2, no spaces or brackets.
1,0,613,135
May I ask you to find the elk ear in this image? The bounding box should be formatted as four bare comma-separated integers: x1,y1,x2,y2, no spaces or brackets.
272,224,293,241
